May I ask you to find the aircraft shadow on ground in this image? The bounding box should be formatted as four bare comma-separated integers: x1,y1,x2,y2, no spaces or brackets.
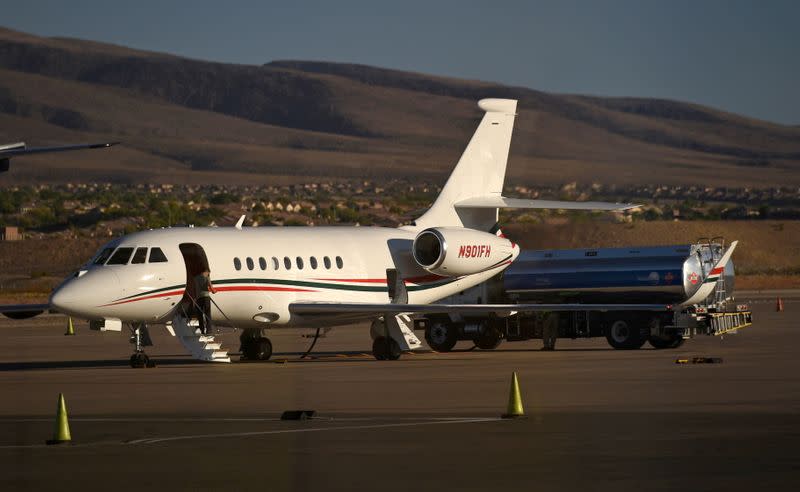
0,358,202,371
0,347,618,371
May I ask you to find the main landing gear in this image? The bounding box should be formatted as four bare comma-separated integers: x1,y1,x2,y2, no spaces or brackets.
129,322,155,368
239,328,273,361
372,336,401,361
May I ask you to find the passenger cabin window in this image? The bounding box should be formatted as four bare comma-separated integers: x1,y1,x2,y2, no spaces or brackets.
149,248,168,263
310,257,318,269
272,257,279,270
131,247,148,264
324,256,331,269
93,248,115,265
336,256,343,269
296,257,304,270
107,247,134,265
283,257,291,270
234,258,242,271
259,257,267,270
246,257,254,270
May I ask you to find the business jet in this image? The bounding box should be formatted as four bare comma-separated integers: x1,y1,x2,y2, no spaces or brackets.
2,99,665,366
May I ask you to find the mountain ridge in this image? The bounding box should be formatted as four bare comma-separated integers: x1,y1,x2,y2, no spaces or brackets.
1,26,798,187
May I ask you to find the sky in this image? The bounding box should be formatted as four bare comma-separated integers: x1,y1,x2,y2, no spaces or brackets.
3,0,799,125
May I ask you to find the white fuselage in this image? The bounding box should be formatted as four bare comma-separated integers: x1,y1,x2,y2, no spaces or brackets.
50,225,514,329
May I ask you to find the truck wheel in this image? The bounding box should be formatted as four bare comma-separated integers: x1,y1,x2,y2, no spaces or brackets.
425,320,458,352
649,334,685,349
605,319,646,350
474,326,503,350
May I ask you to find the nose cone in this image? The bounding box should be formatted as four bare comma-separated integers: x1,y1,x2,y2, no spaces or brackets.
50,269,120,318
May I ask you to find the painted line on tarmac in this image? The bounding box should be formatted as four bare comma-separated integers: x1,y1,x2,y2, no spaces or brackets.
127,418,503,445
1,418,283,423
0,416,488,423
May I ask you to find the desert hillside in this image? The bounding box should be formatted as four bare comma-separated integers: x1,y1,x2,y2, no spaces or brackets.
0,27,798,187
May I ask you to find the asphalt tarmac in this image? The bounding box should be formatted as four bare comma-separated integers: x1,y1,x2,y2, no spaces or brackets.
1,294,798,491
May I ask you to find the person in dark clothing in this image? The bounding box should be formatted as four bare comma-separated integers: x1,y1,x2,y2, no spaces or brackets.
542,311,558,351
193,269,217,335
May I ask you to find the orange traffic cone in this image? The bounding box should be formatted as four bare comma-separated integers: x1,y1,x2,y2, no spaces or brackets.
776,297,784,312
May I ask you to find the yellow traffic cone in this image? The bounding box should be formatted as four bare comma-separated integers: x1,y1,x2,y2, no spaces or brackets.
46,393,72,445
64,317,75,336
501,371,526,419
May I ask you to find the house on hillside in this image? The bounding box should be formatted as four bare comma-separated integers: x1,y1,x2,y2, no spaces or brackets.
1,226,21,241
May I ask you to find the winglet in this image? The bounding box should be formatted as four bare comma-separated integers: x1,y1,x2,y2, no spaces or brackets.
235,215,246,230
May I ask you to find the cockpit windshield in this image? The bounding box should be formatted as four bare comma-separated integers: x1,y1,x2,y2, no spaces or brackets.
93,247,115,265
106,247,134,265
149,247,168,263
131,247,148,264
91,246,169,266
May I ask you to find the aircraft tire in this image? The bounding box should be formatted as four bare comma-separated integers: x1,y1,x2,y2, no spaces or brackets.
372,337,401,361
424,320,458,352
130,352,149,368
242,337,272,361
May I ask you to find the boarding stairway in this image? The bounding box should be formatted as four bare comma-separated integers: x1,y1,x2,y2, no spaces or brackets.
167,313,231,363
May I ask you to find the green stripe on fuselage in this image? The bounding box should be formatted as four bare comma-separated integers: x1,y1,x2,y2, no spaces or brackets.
115,276,458,303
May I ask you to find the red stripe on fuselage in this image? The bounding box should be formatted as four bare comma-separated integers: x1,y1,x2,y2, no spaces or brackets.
313,274,449,284
100,289,185,307
100,285,315,307
313,278,388,284
213,286,315,293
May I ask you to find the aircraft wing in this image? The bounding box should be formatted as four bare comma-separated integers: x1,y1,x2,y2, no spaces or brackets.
291,302,671,318
455,196,640,211
0,303,52,319
1,142,119,172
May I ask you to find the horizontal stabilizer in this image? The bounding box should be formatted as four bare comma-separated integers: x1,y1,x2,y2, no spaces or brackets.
0,141,119,157
1,141,119,173
455,196,640,211
0,303,51,319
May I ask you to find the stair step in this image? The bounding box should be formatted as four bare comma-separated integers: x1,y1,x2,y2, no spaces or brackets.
171,314,231,363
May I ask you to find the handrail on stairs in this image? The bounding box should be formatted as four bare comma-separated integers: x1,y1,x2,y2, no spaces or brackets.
178,294,240,335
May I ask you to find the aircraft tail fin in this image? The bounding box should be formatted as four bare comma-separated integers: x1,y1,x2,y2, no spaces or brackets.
414,99,517,231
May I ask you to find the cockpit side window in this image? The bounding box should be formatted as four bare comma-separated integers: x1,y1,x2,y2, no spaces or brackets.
149,247,168,263
131,247,148,264
93,247,115,265
106,247,134,265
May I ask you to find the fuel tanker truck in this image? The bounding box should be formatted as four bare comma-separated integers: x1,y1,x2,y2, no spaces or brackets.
414,239,752,351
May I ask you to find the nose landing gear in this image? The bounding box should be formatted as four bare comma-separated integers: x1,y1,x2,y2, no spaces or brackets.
129,322,155,368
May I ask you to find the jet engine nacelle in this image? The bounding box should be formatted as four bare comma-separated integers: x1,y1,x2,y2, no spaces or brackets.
412,227,514,277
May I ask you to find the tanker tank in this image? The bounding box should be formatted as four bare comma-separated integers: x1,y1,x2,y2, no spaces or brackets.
502,243,734,305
